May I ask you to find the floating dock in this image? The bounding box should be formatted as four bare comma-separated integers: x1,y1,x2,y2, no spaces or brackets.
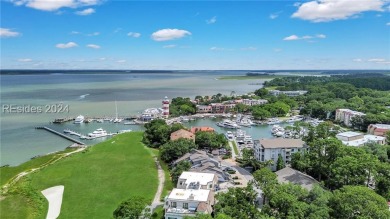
36,126,85,145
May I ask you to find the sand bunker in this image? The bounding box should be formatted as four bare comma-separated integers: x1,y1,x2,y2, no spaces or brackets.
41,185,64,219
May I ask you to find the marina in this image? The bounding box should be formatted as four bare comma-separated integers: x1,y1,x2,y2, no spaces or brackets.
35,126,85,145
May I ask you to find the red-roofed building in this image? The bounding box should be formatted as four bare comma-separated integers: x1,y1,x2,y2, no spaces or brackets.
191,127,215,134
170,129,195,142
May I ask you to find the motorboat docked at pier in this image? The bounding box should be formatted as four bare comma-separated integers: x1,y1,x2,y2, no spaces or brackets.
88,128,108,138
74,115,85,124
266,118,281,125
225,131,234,141
216,119,241,129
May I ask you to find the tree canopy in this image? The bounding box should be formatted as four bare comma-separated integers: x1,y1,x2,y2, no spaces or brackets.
160,138,197,163
113,196,150,219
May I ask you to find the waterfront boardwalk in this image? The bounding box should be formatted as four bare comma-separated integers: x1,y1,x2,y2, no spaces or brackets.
36,126,85,145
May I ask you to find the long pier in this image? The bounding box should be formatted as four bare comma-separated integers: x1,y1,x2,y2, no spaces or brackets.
35,126,85,145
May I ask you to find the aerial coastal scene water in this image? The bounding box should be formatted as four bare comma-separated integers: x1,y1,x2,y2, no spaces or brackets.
1,1,390,219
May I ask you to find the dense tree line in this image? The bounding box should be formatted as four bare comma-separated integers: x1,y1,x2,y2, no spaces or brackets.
291,123,390,200
169,97,197,117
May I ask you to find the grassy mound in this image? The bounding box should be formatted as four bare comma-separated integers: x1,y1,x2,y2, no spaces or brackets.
0,132,158,219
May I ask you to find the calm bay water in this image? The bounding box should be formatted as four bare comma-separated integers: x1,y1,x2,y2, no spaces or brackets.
1,71,271,166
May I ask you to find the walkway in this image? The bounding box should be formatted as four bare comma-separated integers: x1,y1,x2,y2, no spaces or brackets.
150,158,165,211
228,141,237,159
1,147,86,194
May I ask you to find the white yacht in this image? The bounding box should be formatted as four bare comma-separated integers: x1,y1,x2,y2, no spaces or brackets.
88,128,108,138
225,131,234,141
74,115,84,124
267,118,281,125
285,116,303,123
217,119,241,129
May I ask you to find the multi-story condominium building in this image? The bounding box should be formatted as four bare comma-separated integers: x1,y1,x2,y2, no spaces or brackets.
196,105,212,113
335,108,366,127
336,131,386,147
254,138,306,171
164,172,216,219
268,90,308,97
241,99,268,106
367,124,390,136
210,103,235,113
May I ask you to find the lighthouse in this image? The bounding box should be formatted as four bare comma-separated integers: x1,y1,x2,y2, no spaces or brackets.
162,96,170,118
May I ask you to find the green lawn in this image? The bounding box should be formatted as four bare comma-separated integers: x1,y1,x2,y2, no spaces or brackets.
0,149,75,187
146,148,173,200
232,141,239,155
0,132,158,219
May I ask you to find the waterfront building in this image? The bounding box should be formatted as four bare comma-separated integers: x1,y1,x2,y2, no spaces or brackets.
190,127,214,134
171,129,195,142
164,172,216,219
241,99,268,106
367,124,390,136
268,90,308,97
335,108,366,127
196,105,212,113
210,103,235,113
254,138,306,171
336,131,386,147
140,108,162,121
162,96,170,118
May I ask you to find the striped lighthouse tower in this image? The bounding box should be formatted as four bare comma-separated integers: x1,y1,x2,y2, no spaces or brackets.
162,96,170,118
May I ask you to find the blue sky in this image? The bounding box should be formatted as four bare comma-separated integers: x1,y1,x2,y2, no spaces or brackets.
1,0,390,70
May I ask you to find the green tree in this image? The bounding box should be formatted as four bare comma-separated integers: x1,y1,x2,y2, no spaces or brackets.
375,162,390,200
160,138,198,163
254,88,269,98
253,168,278,205
214,185,262,219
195,131,227,150
276,154,285,171
329,186,390,219
143,119,171,148
113,196,150,219
251,107,271,120
237,149,273,171
362,142,389,162
170,160,191,185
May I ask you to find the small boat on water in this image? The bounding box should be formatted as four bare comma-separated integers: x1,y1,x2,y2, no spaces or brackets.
225,131,234,141
74,115,84,124
217,119,241,129
124,121,136,125
267,118,281,125
96,119,104,123
63,129,71,133
285,116,303,123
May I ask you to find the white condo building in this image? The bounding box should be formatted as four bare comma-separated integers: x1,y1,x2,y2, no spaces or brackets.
162,96,170,118
336,131,386,147
164,172,217,219
254,138,306,171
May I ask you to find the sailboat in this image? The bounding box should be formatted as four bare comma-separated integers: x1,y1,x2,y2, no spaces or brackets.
113,101,122,123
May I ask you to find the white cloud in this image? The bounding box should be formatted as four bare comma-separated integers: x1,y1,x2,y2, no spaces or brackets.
17,58,32,62
0,28,21,38
11,0,103,11
99,57,106,61
269,11,282,19
387,22,390,26
283,34,326,41
163,44,176,49
316,34,327,38
206,16,217,24
151,29,191,41
368,58,386,62
283,35,300,41
70,31,80,34
274,48,282,52
353,58,363,62
210,47,233,51
293,2,302,7
116,60,126,63
75,8,95,15
241,47,257,51
292,0,386,22
302,35,313,39
127,32,141,38
86,44,100,49
56,42,78,49
87,32,99,36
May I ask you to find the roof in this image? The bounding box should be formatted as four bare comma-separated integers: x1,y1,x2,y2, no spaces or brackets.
179,171,216,187
364,135,386,141
370,124,390,129
276,167,319,190
191,126,215,133
259,138,305,149
170,129,195,141
336,131,364,138
167,188,210,202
